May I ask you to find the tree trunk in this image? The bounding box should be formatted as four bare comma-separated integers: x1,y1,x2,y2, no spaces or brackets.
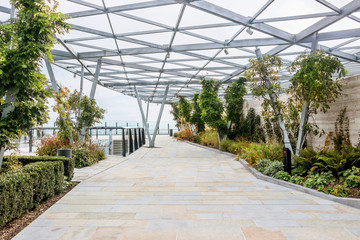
0,89,18,170
296,103,309,156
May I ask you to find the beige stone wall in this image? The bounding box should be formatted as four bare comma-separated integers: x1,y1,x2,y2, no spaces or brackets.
243,74,360,149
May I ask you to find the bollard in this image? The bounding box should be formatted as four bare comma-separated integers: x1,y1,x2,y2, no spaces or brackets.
134,128,138,150
283,147,292,175
169,129,173,137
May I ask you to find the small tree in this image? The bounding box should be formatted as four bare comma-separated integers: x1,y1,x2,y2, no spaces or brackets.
178,96,192,127
190,94,205,133
0,0,69,169
224,77,247,138
53,88,105,143
288,50,346,155
245,53,293,153
198,79,225,148
170,102,181,131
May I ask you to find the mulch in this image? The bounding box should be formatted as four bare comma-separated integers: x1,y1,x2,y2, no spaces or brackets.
0,182,79,240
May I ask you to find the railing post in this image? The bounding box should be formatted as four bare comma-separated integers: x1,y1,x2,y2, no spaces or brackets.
129,129,133,154
142,128,145,144
96,129,98,139
122,128,126,157
116,122,118,135
138,128,142,147
168,123,170,134
109,129,113,155
134,128,138,150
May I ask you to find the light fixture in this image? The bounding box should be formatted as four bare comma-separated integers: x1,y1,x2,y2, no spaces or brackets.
246,27,253,35
224,48,229,55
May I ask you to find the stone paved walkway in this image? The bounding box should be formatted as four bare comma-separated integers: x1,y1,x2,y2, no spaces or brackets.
14,136,360,240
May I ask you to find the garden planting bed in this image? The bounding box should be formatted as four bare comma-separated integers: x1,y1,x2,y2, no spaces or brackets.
0,182,78,240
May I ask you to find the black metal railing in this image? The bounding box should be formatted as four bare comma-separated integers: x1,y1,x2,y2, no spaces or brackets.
27,126,147,157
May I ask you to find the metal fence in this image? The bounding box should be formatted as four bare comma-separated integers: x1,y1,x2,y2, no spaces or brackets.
20,125,177,156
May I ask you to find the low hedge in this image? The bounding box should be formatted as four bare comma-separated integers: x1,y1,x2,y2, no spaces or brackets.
0,161,64,228
4,156,74,181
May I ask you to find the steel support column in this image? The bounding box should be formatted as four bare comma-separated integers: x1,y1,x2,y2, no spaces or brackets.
45,59,59,94
135,87,152,143
149,85,169,148
90,57,102,99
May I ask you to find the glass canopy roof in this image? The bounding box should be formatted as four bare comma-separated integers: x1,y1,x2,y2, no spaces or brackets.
1,0,360,103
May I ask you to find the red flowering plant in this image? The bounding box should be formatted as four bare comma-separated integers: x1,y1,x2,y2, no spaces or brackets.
36,135,70,156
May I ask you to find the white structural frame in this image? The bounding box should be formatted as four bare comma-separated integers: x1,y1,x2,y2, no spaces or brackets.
1,0,360,148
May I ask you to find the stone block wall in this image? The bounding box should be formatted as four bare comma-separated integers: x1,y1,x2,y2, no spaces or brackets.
243,74,360,149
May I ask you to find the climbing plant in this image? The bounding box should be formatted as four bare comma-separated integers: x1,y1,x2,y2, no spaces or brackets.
190,94,205,133
224,77,247,135
0,0,69,169
178,96,192,126
198,79,225,147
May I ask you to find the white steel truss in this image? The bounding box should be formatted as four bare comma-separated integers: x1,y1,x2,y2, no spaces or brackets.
1,0,360,104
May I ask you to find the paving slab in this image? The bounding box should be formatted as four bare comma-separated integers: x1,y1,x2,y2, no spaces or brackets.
14,136,360,239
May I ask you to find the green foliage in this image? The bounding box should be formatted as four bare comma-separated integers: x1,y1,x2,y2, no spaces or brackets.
178,96,192,125
341,166,360,188
240,142,283,166
72,141,106,168
273,171,291,181
220,139,236,152
333,107,351,151
0,161,64,228
287,50,346,151
190,94,205,133
0,0,69,156
170,102,181,130
198,79,225,131
36,134,70,157
325,185,350,197
303,171,336,190
199,130,219,149
245,55,284,120
224,78,247,138
256,159,283,176
53,88,105,142
4,155,75,181
288,175,305,185
0,153,22,174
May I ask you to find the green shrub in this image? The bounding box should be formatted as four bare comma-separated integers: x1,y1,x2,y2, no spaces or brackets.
341,166,360,188
4,156,74,181
193,134,201,143
0,161,64,228
296,147,360,178
289,175,305,185
231,140,250,155
326,185,350,197
72,142,105,168
303,171,336,190
255,159,283,176
200,131,219,149
273,171,291,181
240,143,282,166
220,139,235,152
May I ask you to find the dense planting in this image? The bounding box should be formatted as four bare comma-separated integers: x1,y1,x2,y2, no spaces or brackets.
0,161,64,228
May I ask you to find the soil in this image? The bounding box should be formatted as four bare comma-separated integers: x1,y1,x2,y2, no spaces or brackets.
0,182,79,240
